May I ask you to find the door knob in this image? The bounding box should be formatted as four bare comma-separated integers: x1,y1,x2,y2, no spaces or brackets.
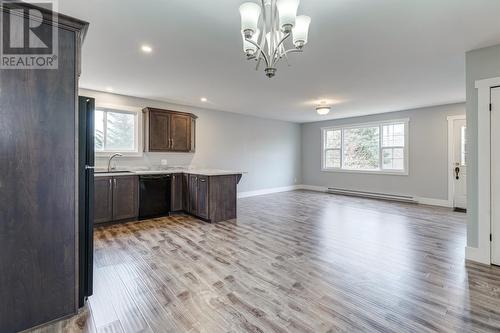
455,166,460,180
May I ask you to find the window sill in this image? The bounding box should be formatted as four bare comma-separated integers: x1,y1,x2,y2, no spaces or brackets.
95,151,144,158
321,168,408,176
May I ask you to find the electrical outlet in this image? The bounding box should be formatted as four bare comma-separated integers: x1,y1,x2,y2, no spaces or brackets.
160,159,168,166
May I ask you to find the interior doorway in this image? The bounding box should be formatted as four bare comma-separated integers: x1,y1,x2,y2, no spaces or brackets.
491,86,500,265
448,115,467,212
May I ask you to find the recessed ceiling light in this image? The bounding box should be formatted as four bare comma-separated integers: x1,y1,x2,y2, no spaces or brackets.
316,106,331,115
105,87,113,92
200,97,208,102
141,45,153,53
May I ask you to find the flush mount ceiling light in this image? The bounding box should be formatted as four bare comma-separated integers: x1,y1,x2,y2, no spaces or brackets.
316,105,331,115
141,45,153,53
239,0,311,78
200,97,208,102
105,87,113,92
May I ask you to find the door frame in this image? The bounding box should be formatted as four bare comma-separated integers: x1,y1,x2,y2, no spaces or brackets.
447,115,466,209
470,77,500,265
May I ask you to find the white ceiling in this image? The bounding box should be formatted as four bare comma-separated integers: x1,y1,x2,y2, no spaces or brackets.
59,0,500,123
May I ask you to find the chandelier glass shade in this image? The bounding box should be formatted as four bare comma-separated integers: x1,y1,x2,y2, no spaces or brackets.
239,0,311,78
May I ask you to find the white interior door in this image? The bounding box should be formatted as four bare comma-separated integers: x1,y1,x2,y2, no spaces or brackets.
491,87,500,265
452,118,467,210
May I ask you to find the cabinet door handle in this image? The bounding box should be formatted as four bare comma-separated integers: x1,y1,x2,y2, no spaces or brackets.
200,179,206,182
109,179,112,190
114,179,117,188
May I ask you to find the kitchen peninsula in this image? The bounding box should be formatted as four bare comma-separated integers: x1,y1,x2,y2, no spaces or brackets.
94,168,243,224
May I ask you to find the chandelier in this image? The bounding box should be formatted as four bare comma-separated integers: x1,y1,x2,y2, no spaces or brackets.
239,0,311,78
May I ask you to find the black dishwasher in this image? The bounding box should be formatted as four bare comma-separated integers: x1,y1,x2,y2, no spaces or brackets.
139,174,171,219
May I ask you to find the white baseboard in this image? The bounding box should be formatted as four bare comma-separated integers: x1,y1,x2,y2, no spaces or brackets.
300,185,452,208
237,185,301,198
239,184,452,208
298,185,327,192
465,246,491,265
416,197,452,208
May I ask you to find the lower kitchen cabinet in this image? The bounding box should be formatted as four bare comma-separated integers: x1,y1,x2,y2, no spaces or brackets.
95,173,240,224
182,173,190,212
94,175,139,224
189,174,198,215
112,176,139,221
187,174,238,223
197,176,209,219
94,177,113,223
171,173,184,212
207,175,238,222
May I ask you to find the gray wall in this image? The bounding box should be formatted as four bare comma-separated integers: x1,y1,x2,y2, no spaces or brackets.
80,89,302,193
465,44,500,247
301,103,465,200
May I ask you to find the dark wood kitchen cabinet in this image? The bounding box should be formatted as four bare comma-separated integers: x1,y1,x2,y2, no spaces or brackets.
148,110,170,151
94,176,139,224
0,4,89,332
182,173,190,212
143,108,197,152
186,174,239,223
197,176,209,219
112,176,139,221
208,175,238,222
94,177,113,223
171,173,184,212
189,174,199,215
170,114,191,151
95,172,241,224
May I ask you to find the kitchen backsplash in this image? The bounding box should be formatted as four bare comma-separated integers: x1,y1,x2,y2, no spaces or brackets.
95,152,197,170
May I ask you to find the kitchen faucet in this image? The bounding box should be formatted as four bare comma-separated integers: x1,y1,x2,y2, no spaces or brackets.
107,153,123,172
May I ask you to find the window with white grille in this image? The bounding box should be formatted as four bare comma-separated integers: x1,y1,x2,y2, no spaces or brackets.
322,119,409,174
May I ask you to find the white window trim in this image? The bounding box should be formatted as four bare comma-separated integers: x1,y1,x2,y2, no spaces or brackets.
95,103,144,157
321,118,410,176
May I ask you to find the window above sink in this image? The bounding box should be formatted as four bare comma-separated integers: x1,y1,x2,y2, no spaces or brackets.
94,103,143,157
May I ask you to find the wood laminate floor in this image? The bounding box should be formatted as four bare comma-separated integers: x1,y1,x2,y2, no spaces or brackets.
31,190,500,333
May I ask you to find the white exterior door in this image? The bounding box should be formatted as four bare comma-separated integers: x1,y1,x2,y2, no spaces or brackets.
452,118,467,210
491,87,500,265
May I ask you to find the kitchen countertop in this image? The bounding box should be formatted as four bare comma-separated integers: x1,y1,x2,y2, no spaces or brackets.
94,168,245,177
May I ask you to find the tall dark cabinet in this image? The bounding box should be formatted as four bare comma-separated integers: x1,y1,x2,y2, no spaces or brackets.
0,4,88,333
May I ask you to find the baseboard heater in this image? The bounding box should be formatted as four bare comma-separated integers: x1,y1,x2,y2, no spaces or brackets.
326,187,417,204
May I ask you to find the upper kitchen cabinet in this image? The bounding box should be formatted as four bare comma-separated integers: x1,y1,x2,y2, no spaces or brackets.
143,108,197,152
